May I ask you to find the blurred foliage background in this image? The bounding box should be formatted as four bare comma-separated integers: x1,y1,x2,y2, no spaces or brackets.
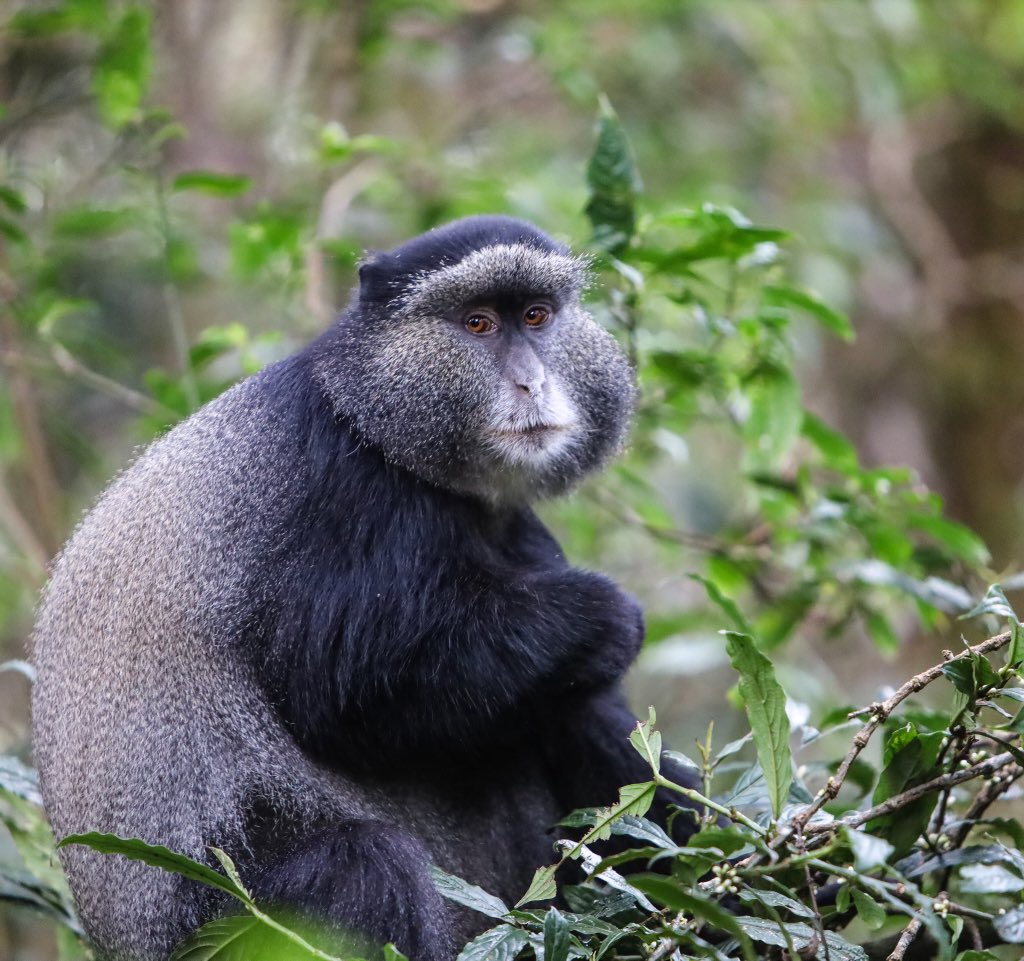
3,0,1024,956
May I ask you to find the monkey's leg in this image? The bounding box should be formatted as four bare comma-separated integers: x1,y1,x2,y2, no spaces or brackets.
246,819,455,961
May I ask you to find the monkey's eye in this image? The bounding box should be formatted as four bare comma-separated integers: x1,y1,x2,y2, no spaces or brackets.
523,305,551,327
464,313,497,335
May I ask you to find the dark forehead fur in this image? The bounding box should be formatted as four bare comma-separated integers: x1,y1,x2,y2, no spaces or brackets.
355,215,579,314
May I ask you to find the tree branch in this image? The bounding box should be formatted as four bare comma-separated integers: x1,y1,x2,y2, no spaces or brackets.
789,631,1012,835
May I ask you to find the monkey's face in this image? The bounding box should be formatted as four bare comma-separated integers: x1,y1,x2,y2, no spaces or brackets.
321,225,635,502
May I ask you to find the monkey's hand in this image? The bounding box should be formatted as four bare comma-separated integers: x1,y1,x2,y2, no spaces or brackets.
545,570,645,691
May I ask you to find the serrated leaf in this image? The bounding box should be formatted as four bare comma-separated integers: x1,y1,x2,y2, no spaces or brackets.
431,866,509,920
725,633,792,818
169,915,261,961
543,907,571,961
172,172,252,197
515,865,558,908
585,96,640,255
628,708,661,775
762,284,854,341
851,889,885,930
208,849,249,900
59,833,248,903
456,924,530,961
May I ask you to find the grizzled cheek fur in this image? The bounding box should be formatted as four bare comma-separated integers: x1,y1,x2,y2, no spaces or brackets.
348,323,496,479
549,311,636,464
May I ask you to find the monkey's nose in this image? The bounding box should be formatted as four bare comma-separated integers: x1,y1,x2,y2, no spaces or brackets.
516,377,544,398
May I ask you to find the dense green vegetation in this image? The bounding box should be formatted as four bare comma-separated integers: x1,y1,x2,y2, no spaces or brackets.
3,1,1024,959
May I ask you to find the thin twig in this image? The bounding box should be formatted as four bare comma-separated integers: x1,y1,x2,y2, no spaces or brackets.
885,916,922,961
804,752,1016,836
790,632,1012,835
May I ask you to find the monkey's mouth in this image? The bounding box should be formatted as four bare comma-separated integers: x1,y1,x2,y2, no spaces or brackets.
493,422,575,440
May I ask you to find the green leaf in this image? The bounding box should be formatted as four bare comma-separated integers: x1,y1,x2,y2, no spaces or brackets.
762,284,854,341
691,574,752,634
581,782,659,849
851,889,886,930
725,632,792,818
585,95,640,255
169,915,262,961
93,6,152,129
609,815,674,849
53,206,137,238
431,866,509,920
456,924,531,961
688,826,754,857
515,865,558,908
942,651,997,699
58,833,249,903
868,726,944,856
742,367,803,470
905,514,990,567
382,947,409,961
1008,621,1024,668
737,889,816,919
863,608,900,655
0,185,27,214
172,172,252,197
628,707,662,775
542,908,571,961
736,919,868,960
628,876,754,960
845,829,894,872
208,849,249,899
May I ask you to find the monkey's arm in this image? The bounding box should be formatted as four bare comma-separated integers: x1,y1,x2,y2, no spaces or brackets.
268,565,645,766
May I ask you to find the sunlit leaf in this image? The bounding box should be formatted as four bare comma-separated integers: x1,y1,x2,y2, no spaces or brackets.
172,172,252,197
725,633,792,818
